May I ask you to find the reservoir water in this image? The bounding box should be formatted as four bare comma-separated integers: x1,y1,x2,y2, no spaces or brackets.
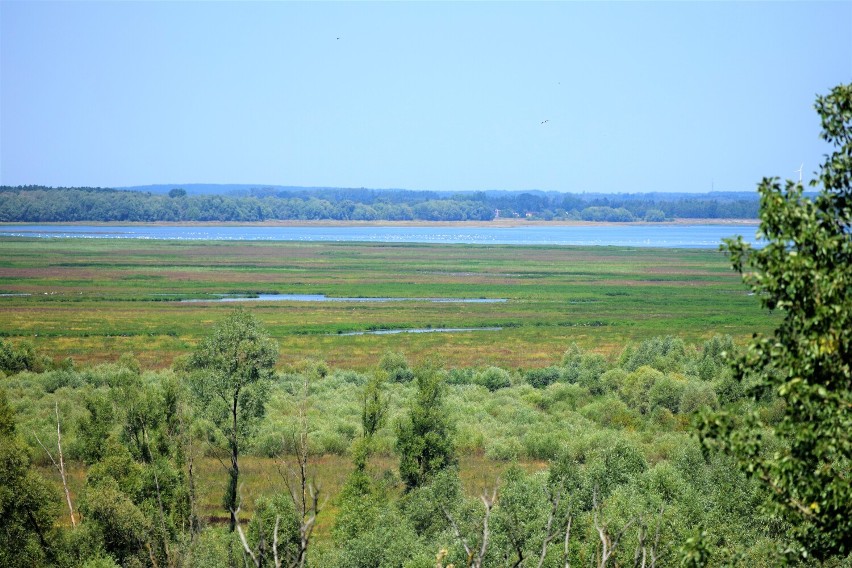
0,223,760,248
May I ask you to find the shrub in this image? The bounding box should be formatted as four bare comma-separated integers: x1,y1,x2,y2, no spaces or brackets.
562,346,610,393
679,382,719,414
40,369,84,393
485,437,522,461
522,428,564,460
474,366,512,392
378,351,414,383
524,366,561,389
619,336,689,373
619,365,664,413
541,382,588,412
600,368,628,393
446,367,475,385
584,438,648,500
648,373,686,413
644,209,667,222
580,397,640,429
0,339,50,374
333,369,368,386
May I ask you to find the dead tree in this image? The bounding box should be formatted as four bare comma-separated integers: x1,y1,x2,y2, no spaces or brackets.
232,496,262,568
632,504,665,568
277,371,322,568
34,402,75,528
593,490,636,568
536,484,573,568
442,487,497,568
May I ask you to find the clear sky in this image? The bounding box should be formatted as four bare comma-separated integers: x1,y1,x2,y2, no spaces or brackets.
1,1,850,193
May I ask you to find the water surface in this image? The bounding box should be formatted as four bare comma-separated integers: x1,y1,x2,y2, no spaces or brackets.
0,223,760,248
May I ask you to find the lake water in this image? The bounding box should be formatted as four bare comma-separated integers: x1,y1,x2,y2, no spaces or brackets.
0,223,760,248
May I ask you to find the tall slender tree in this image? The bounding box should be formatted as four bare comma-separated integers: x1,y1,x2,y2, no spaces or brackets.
184,309,279,532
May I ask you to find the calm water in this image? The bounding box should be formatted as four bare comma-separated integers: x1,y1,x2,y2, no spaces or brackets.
0,224,760,248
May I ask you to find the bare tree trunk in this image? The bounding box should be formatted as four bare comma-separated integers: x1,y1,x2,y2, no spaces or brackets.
563,515,572,568
232,501,261,568
273,515,282,568
35,402,76,528
279,372,321,568
442,488,496,568
185,426,201,540
144,428,172,567
537,487,570,568
593,490,635,568
228,393,240,533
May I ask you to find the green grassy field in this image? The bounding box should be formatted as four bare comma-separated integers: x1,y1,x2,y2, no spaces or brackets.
0,237,774,369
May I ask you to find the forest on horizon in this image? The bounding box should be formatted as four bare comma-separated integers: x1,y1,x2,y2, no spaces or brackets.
0,185,760,223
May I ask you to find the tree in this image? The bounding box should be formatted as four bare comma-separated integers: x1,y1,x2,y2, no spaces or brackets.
396,363,457,491
700,83,852,559
184,309,279,532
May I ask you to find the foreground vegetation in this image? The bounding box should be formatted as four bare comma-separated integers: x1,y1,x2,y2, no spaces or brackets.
2,332,801,567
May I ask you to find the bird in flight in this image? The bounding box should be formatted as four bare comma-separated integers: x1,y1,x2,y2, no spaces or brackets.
541,119,549,125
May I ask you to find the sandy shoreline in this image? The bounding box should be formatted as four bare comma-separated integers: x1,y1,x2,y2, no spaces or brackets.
0,218,759,228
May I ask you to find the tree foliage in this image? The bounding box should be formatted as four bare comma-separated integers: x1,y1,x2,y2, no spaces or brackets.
396,364,457,491
700,83,852,558
184,309,279,532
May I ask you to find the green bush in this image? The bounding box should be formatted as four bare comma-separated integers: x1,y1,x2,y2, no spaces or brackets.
584,438,648,500
619,336,690,373
378,352,415,384
619,365,664,413
524,366,561,389
446,367,475,385
0,338,50,374
679,382,719,414
579,397,640,429
541,382,588,412
521,427,564,460
474,366,512,392
600,368,628,393
484,436,522,461
648,373,686,413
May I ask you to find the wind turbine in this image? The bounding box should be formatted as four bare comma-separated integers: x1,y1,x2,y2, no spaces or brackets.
795,163,803,184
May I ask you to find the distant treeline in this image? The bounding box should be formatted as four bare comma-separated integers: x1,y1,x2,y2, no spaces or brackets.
0,185,759,222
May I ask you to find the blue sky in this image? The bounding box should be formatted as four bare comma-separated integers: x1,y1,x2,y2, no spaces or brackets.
1,1,850,193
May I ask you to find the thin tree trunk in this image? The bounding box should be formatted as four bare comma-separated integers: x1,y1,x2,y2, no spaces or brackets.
144,429,172,566
35,402,76,528
228,394,240,533
183,411,201,540
54,402,75,528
